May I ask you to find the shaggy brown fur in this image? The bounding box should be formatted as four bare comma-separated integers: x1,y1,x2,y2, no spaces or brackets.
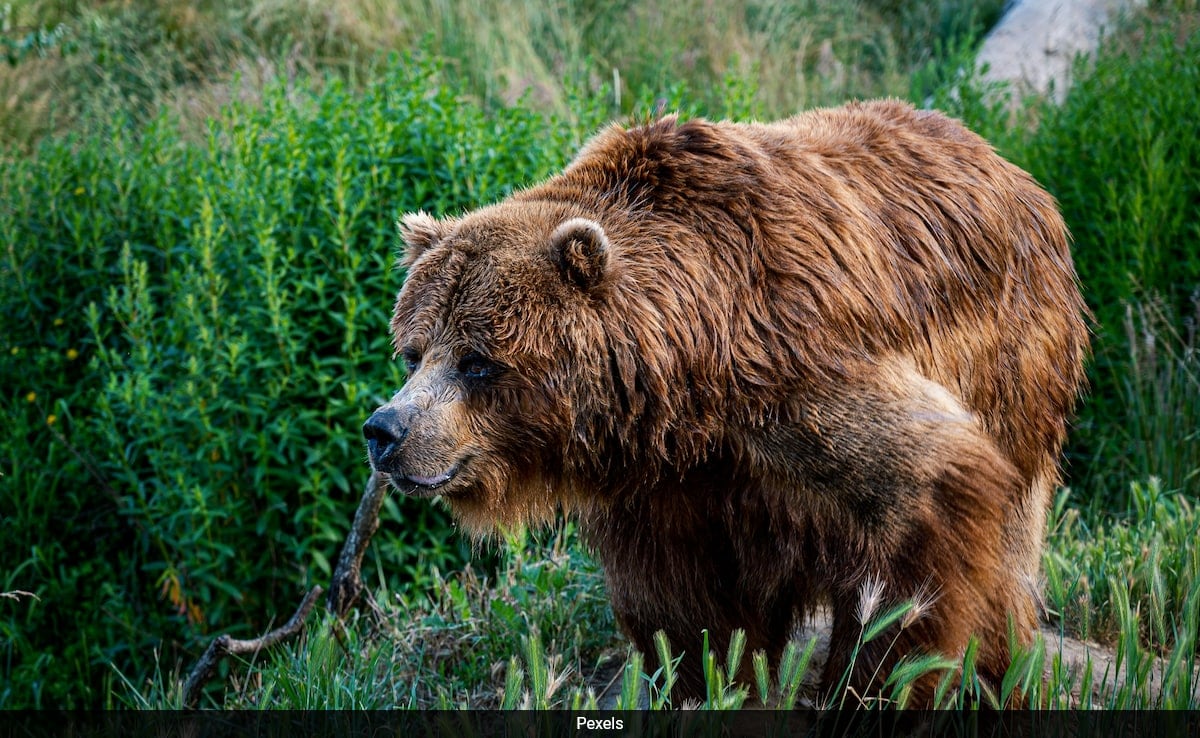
366,99,1089,706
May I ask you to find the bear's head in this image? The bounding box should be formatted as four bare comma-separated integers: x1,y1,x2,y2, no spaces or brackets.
364,119,762,533
364,202,624,533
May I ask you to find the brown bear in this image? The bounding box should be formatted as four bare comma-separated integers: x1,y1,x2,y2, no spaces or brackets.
364,99,1089,706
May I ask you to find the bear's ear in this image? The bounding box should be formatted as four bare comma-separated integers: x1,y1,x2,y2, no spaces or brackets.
549,217,610,290
397,211,448,268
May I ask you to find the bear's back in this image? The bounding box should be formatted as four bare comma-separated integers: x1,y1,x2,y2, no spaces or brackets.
524,101,1088,485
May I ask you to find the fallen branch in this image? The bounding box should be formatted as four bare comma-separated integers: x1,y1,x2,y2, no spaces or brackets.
182,585,323,707
326,470,389,619
181,472,390,705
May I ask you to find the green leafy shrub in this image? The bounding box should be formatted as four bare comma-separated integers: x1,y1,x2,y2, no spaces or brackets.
1019,27,1200,331
1031,27,1200,508
929,24,1200,509
0,52,589,708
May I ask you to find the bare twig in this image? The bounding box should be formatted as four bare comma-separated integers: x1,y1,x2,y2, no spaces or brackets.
326,470,389,619
181,471,390,704
182,585,323,707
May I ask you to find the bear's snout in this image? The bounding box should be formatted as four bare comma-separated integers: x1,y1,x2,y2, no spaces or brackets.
363,400,468,495
363,406,409,472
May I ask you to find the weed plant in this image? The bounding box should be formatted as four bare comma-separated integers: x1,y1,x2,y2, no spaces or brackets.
0,52,591,708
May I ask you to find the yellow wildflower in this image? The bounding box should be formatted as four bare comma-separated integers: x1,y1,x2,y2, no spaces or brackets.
67,349,79,360
46,414,57,426
26,392,36,403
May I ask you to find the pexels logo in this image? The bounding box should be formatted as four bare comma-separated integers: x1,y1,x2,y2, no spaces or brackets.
576,715,624,731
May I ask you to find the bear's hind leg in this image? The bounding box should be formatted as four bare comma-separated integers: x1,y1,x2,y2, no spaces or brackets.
769,361,1037,706
817,435,1028,706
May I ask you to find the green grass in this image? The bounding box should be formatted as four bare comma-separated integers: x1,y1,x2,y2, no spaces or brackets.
3,0,1200,713
114,527,619,710
115,497,1200,709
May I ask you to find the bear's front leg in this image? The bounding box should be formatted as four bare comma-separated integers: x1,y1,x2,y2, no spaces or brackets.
586,479,807,705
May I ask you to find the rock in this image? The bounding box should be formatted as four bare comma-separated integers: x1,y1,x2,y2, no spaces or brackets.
976,0,1146,101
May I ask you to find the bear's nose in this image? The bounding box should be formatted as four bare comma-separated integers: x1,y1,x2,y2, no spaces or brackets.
363,407,409,470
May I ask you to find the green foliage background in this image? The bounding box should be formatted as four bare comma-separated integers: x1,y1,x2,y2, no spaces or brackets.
923,21,1200,512
0,56,595,706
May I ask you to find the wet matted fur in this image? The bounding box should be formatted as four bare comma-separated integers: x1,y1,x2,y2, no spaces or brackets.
368,100,1090,704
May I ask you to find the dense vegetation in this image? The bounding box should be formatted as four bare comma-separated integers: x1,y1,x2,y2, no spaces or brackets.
1,0,1198,710
0,53,597,707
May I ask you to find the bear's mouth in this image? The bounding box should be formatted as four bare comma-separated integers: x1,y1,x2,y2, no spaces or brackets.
387,461,466,498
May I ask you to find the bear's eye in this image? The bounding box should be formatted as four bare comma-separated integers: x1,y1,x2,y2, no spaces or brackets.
401,348,421,374
458,351,499,380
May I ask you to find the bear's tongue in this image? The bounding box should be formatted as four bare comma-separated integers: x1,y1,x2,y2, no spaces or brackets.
406,468,455,487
